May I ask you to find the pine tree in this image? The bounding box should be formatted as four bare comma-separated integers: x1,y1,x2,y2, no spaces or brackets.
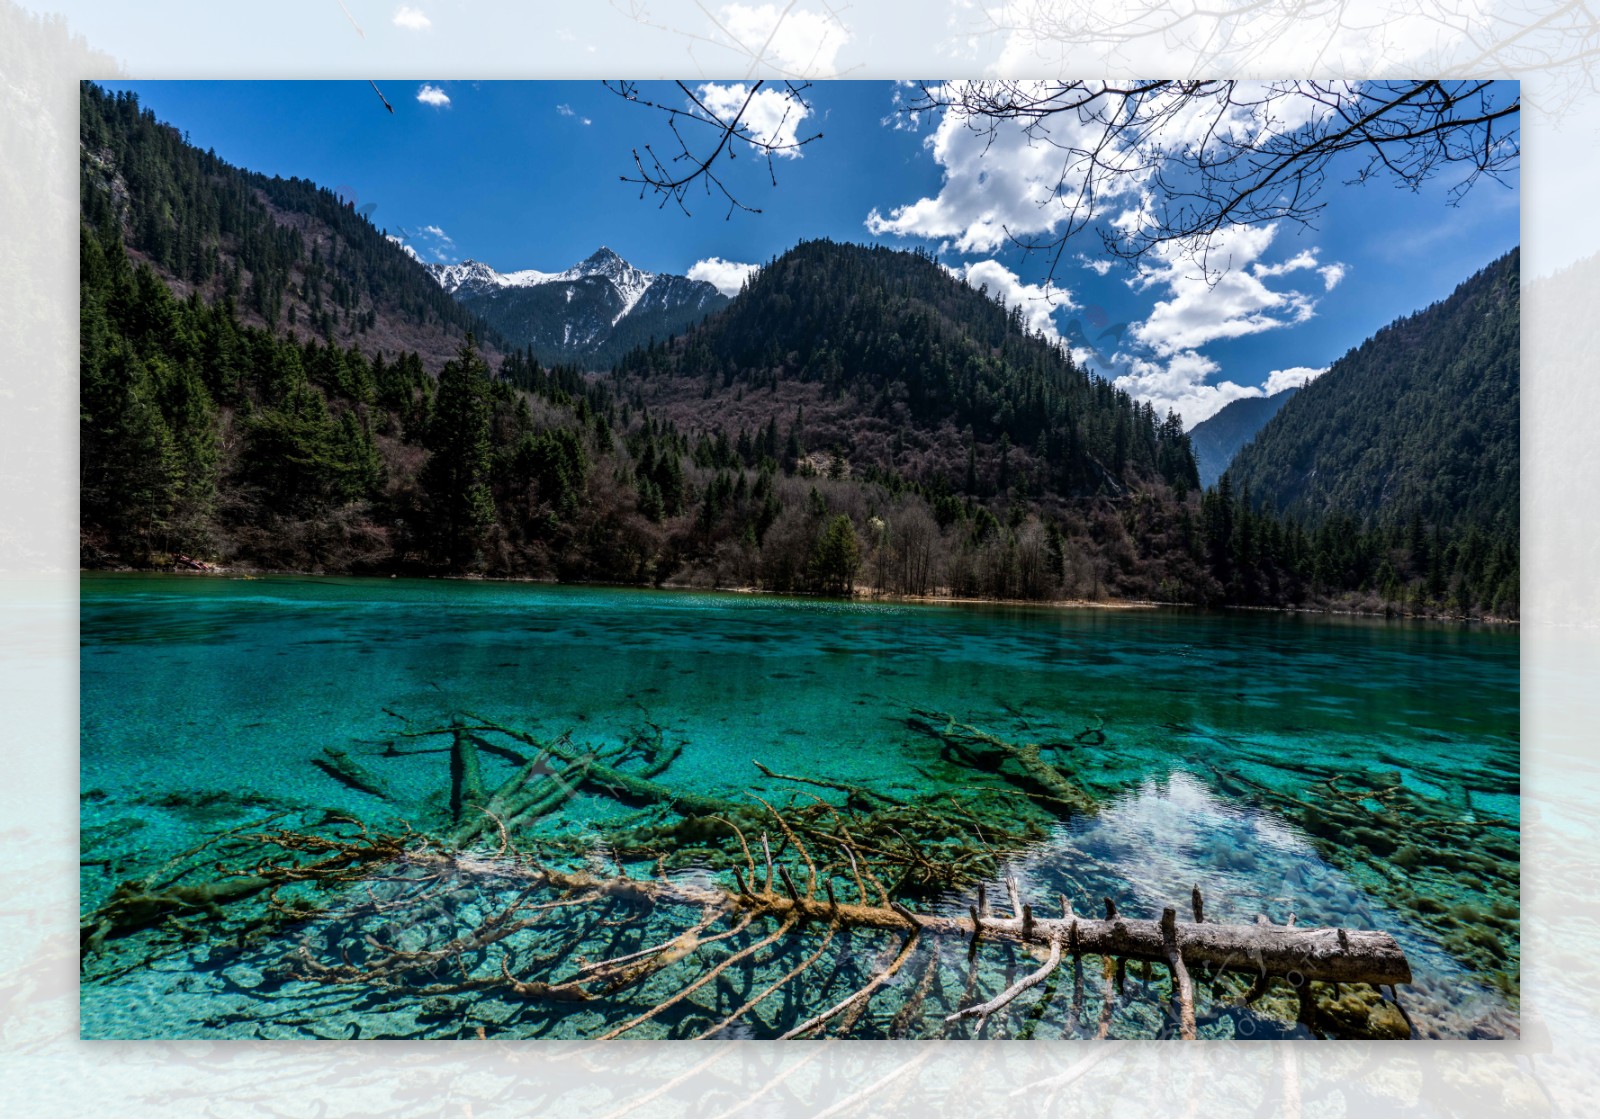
422,337,497,567
810,514,860,595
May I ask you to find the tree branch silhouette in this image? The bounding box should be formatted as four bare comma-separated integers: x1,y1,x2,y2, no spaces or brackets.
899,80,1519,280
607,79,822,218
609,78,1516,280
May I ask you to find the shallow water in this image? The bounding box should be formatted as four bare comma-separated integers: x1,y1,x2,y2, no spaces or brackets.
80,574,1519,1040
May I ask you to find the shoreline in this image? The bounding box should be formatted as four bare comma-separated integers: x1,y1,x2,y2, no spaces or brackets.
83,562,1520,625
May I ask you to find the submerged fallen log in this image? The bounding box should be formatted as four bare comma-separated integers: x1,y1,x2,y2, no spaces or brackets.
906,709,1097,815
457,712,744,818
81,875,272,956
88,706,1417,1039
947,906,1410,987
247,819,1411,1039
312,747,390,799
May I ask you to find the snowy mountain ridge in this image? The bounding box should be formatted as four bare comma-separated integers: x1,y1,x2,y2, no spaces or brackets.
423,247,728,369
428,248,656,323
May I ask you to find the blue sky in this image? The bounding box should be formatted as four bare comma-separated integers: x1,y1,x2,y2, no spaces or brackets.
101,79,1520,427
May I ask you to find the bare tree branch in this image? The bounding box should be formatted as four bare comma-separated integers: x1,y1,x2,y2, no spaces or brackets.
607,76,1516,284
607,79,823,218
898,79,1518,280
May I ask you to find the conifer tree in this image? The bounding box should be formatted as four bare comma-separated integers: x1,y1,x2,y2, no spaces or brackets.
422,336,497,567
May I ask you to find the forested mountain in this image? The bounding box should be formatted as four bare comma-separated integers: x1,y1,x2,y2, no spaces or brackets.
613,239,1201,503
77,85,1517,618
1188,388,1299,489
79,82,500,369
429,248,727,370
1229,249,1519,536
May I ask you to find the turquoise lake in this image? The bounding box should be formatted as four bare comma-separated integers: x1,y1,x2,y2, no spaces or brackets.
79,574,1520,1041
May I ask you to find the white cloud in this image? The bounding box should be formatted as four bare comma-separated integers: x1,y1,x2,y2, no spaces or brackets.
393,6,430,30
863,79,1281,255
865,83,1144,253
1264,365,1327,395
556,103,592,126
1110,357,1329,428
1319,262,1347,290
1128,224,1324,355
1252,250,1318,278
1105,228,1336,425
1114,350,1262,428
882,83,927,132
687,257,759,297
717,3,850,76
949,259,1074,342
695,82,812,157
415,84,450,108
1079,256,1113,276
865,80,1360,263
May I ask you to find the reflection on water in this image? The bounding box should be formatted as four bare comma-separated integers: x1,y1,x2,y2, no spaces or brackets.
80,574,1519,1040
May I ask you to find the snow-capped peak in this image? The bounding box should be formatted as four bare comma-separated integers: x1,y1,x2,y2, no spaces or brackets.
426,248,658,324
426,258,507,295
550,247,656,323
500,266,563,287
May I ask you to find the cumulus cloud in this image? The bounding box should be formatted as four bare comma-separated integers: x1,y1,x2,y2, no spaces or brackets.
882,81,928,132
865,83,1143,253
1264,365,1327,394
555,104,593,125
1114,351,1262,428
393,6,430,30
1252,249,1318,278
865,80,1360,264
948,259,1074,342
1110,357,1329,428
717,3,850,75
1128,224,1327,355
687,257,760,297
864,80,1277,255
1318,262,1347,290
1079,255,1113,276
696,82,812,156
1092,224,1345,422
416,84,450,108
